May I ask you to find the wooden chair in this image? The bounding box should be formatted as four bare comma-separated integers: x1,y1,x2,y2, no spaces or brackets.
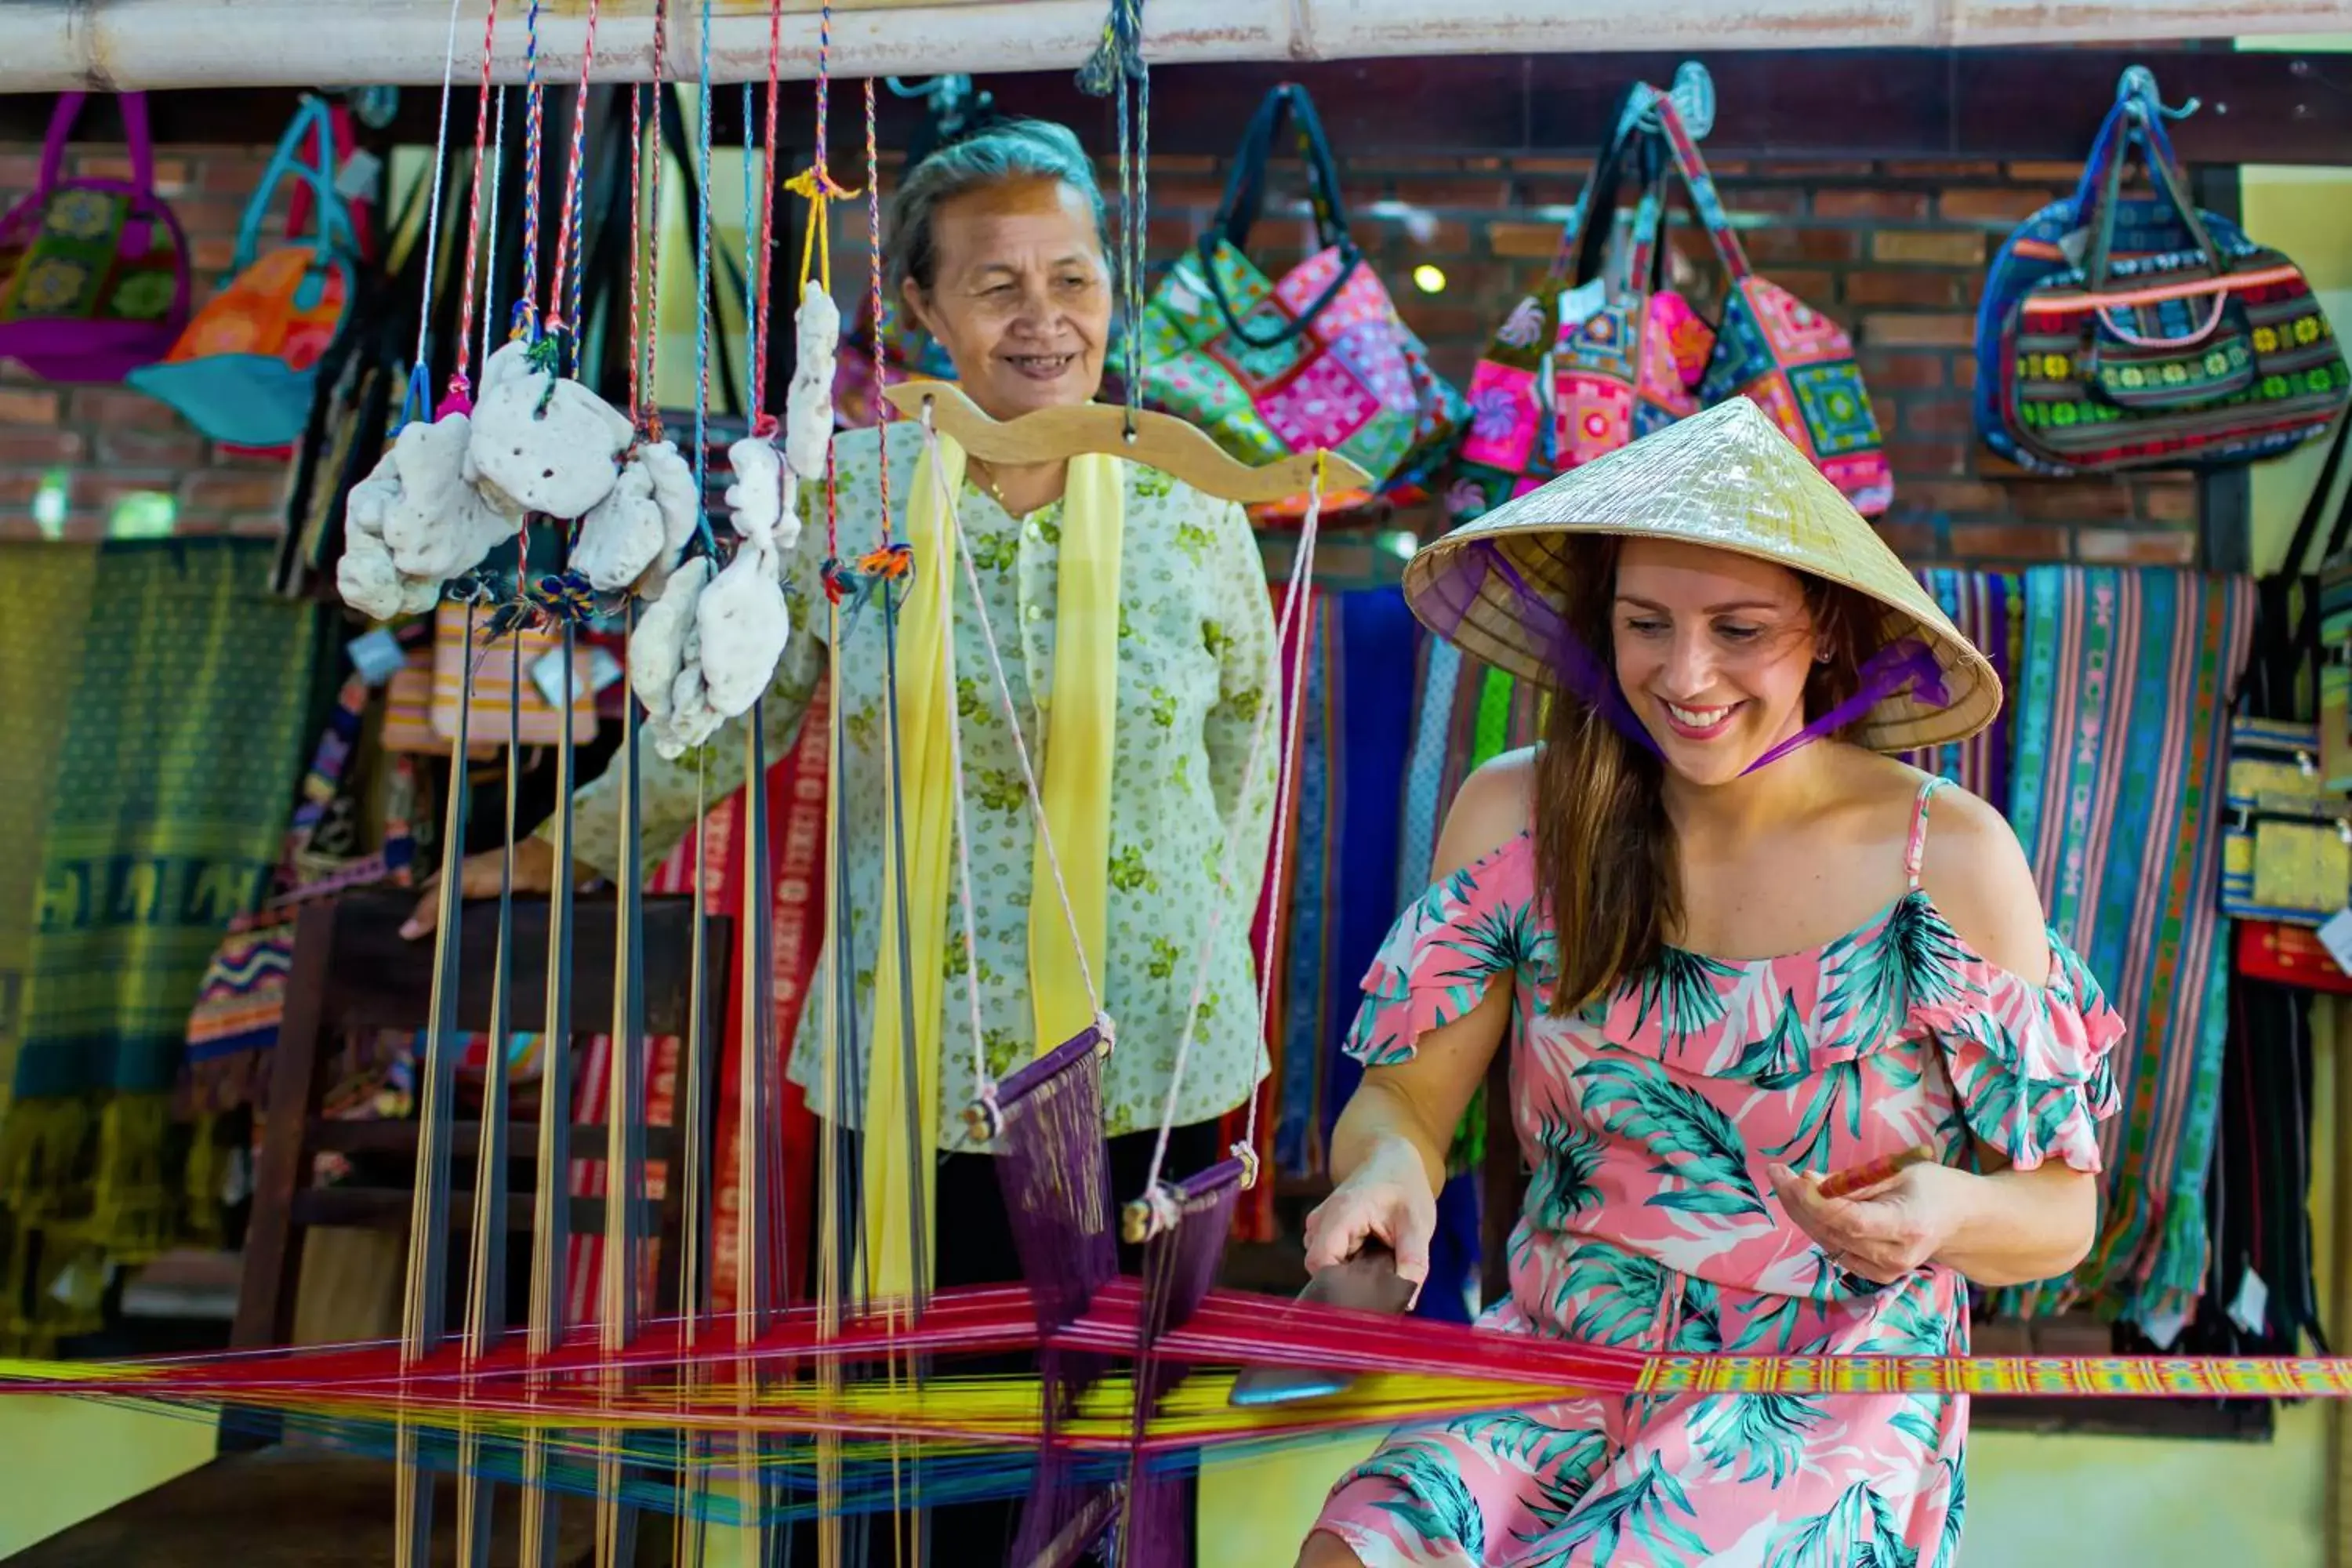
232,887,732,1352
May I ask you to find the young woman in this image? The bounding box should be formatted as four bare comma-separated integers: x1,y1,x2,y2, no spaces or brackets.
1297,398,2122,1567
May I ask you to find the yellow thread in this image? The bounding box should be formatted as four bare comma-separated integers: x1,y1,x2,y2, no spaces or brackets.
784,166,861,296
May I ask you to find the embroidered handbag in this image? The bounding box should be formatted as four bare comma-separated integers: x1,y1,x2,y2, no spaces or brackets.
1993,117,2346,476
0,91,191,384
2220,717,2348,926
1447,116,1715,523
1646,93,1895,515
1137,82,1466,517
127,95,358,448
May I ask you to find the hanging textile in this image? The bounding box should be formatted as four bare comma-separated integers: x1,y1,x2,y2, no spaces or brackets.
1993,565,2253,1332
2,537,318,1350
1903,567,2021,808
1275,599,1334,1181
0,543,102,1113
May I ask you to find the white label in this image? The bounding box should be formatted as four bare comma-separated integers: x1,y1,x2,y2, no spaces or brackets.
344,626,405,686
1559,277,1609,333
2318,905,2352,976
336,148,383,201
2057,224,2091,267
2136,1298,2190,1352
2228,1267,2271,1338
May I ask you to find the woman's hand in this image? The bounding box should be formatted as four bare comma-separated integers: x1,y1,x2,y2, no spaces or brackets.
400,837,558,938
1302,1135,1439,1304
1767,1159,1980,1286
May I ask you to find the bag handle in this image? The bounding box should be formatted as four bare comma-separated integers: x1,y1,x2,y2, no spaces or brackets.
1546,89,1653,287
232,96,356,274
1646,89,1755,285
38,91,158,198
1214,82,1353,256
2083,109,2223,299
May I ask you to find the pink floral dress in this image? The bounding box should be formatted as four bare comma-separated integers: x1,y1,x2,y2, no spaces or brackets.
1312,779,2125,1568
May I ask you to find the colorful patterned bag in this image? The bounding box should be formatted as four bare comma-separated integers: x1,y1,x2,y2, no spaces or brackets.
1648,93,1894,515
1137,82,1465,517
127,95,357,448
1992,113,2346,475
0,91,190,384
1448,120,1715,522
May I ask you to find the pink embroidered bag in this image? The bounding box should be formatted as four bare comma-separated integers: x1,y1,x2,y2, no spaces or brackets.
0,92,190,384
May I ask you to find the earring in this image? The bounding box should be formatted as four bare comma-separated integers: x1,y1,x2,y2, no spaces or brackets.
1813,648,1832,666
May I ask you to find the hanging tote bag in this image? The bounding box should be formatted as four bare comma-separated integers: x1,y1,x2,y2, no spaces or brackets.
1646,93,1895,516
1137,82,1466,516
1994,116,2346,476
0,92,191,383
127,95,358,448
1449,117,1714,522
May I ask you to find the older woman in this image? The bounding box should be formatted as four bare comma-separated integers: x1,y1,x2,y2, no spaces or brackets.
416,118,1275,1326
1294,400,2121,1568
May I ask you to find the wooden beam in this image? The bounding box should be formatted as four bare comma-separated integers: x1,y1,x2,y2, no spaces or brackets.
5,46,2350,164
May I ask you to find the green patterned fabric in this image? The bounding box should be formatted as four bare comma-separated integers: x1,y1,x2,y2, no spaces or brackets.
2,537,316,1348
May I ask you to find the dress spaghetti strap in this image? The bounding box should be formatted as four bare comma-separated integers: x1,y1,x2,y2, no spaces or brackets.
1904,775,1947,891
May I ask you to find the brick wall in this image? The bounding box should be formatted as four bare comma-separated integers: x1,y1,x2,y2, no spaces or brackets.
0,140,289,545
0,135,2198,567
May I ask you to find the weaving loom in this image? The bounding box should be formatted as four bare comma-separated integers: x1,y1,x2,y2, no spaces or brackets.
6,8,2352,1568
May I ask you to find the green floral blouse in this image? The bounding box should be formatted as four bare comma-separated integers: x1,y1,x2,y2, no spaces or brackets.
558,421,1279,1151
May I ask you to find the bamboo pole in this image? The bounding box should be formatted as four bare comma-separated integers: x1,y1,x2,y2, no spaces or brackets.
1,0,2348,91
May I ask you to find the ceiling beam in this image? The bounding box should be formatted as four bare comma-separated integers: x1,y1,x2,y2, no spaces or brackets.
3,47,2348,165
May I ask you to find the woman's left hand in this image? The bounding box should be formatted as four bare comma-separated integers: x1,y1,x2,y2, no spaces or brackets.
1766,1160,1979,1285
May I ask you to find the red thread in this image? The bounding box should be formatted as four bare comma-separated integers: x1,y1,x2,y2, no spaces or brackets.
546,0,602,328
750,0,783,418
450,0,502,401
866,76,887,543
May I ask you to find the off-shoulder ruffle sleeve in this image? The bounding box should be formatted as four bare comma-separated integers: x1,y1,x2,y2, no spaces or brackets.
1915,932,2124,1173
1343,833,1537,1068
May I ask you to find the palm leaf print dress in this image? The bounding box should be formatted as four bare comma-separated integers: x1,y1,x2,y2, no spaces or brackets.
1310,779,2124,1568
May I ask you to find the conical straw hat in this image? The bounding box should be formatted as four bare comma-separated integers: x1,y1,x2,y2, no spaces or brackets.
1403,397,2000,753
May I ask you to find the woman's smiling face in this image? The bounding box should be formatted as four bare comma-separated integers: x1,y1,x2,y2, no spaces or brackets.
901,176,1111,422
1610,536,1826,786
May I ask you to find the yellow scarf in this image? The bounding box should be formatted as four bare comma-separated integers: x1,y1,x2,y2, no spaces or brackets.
862,432,1123,1300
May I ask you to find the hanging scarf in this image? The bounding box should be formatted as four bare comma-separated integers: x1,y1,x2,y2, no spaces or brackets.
862,433,1123,1299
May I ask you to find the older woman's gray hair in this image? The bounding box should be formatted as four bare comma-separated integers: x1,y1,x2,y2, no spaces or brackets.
883,118,1110,300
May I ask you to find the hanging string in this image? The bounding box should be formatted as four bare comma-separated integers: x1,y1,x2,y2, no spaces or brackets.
626,82,645,424
516,0,546,341
750,0,784,427
476,88,508,387
1080,0,1145,429
866,74,888,540
1145,457,1324,1205
444,0,502,409
639,0,670,438
408,0,467,416
689,0,717,552
545,0,601,369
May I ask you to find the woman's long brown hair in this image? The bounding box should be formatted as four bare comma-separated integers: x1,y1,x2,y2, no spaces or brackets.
1530,535,1875,1014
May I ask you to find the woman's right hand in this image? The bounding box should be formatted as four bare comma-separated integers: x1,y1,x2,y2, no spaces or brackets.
400,837,558,938
1301,1135,1439,1303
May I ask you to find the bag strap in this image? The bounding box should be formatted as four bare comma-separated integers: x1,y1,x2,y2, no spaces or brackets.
233,96,356,274
38,91,157,198
1546,87,1652,286
1214,82,1352,256
1646,89,1755,285
2083,107,2223,296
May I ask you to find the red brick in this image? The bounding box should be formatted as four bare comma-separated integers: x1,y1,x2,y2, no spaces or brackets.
0,387,62,425
1697,160,1751,178
1902,400,1979,437
1719,187,1808,220
180,470,287,511
2136,480,2199,524
0,428,87,463
1864,313,1976,348
1948,522,2071,561
1488,221,1566,260
1508,158,1596,177
2005,162,2086,183
1885,438,1970,477
1872,520,1944,559
1843,270,1962,307
1939,187,2063,225
1142,153,1217,176
1393,301,1488,343
1417,219,1474,257
193,236,241,272
2077,528,2197,565
98,426,209,468
1767,268,1839,305
2005,479,2136,521
70,387,183,430
1951,357,1979,392
0,471,49,506
1897,480,2008,514
71,153,194,195
1744,227,1862,264
202,154,276,194
1885,160,2004,180
0,153,40,190
1757,160,1875,177
82,472,180,510
1871,230,1987,267
1858,350,1947,391
1813,190,1930,222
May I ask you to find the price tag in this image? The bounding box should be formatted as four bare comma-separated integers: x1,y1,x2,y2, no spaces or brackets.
2318,905,2352,976
1559,276,1609,334
2227,1267,2271,1338
344,626,406,686
336,148,383,201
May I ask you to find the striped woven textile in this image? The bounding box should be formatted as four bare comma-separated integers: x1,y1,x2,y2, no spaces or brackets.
1901,568,2021,807
1992,567,2254,1333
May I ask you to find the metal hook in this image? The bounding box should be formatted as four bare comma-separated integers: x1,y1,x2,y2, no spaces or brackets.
1619,62,1715,143
2116,64,2201,122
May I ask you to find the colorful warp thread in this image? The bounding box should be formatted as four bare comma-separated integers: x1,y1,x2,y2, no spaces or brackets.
2,538,317,1350
1999,566,2253,1332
